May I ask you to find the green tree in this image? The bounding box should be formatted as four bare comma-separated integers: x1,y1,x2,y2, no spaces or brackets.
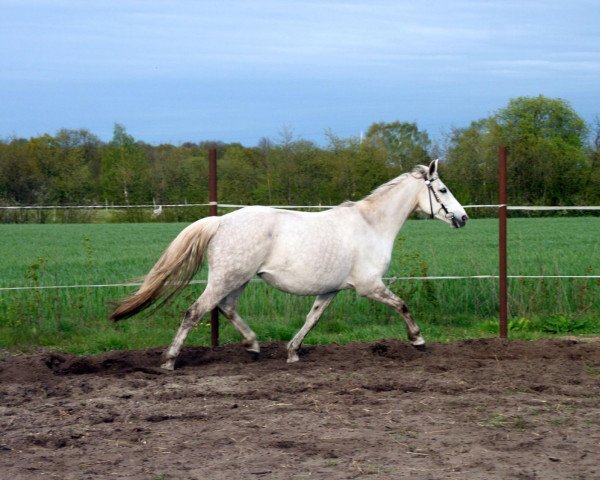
253,138,275,204
326,131,389,203
100,124,150,204
443,119,500,206
496,96,589,205
146,143,208,204
274,126,298,204
49,129,100,203
0,137,43,204
219,144,259,204
584,118,600,204
445,96,591,208
260,129,320,205
365,121,432,173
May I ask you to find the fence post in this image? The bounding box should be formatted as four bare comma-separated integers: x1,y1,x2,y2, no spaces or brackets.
208,147,219,347
499,146,508,338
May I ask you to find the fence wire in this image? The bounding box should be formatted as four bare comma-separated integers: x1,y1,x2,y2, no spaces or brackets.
1,203,599,210
0,202,598,292
1,275,599,293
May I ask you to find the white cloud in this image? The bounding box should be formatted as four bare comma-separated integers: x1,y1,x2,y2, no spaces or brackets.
1,0,508,80
2,0,599,142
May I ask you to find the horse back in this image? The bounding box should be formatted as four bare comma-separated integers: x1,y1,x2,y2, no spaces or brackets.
209,206,364,295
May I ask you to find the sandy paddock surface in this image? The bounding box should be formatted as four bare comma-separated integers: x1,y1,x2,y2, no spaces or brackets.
1,338,599,479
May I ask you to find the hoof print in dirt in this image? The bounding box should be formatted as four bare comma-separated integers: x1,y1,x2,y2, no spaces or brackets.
371,343,389,355
1,339,598,480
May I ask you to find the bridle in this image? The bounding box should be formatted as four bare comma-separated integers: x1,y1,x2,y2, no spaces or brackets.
425,176,460,227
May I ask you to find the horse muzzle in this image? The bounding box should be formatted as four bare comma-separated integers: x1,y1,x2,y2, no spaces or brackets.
450,214,468,228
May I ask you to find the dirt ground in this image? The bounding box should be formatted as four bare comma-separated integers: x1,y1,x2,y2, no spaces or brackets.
1,338,599,480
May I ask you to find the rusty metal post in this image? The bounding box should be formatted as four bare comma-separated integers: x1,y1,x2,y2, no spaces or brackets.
499,146,508,338
208,147,219,347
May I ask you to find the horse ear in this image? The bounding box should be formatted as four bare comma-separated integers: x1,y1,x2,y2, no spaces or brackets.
428,159,439,179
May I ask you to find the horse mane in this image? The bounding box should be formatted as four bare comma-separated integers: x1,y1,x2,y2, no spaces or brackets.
361,165,428,203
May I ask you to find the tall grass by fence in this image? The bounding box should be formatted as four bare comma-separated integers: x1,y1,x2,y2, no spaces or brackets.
0,217,598,353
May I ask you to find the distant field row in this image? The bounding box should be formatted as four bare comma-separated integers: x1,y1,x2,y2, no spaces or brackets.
0,217,598,354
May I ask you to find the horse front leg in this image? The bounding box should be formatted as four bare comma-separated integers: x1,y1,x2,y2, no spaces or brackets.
287,292,337,363
363,284,426,350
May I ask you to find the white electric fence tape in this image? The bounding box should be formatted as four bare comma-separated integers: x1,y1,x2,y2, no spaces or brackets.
1,203,597,292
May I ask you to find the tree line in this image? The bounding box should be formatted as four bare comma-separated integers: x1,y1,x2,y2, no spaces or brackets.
1,96,598,221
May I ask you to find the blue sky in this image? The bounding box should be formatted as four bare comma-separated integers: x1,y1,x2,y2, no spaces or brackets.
1,0,599,145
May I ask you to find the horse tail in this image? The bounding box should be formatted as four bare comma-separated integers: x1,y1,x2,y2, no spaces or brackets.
110,216,221,321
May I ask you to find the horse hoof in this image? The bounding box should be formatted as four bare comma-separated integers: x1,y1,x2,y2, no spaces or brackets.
160,361,175,371
287,353,300,364
413,343,427,352
248,351,260,361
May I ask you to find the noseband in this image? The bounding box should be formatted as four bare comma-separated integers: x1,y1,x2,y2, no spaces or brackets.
425,176,458,226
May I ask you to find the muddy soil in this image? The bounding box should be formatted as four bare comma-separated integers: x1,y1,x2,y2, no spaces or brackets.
1,338,599,479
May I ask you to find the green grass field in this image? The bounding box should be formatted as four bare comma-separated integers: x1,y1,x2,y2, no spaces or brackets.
1,217,599,354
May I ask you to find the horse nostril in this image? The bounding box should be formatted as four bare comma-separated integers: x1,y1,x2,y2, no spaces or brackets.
462,215,469,223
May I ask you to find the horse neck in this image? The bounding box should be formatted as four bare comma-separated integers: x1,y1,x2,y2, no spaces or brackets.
356,176,421,243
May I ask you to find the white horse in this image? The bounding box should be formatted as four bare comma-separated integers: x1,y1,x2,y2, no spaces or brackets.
110,160,468,370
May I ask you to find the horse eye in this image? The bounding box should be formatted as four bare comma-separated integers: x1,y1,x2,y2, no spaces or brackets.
439,187,447,194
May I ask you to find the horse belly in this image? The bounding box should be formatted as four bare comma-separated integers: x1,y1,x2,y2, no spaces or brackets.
258,235,353,295
259,267,349,295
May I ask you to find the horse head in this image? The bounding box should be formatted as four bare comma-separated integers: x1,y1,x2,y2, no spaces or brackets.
415,159,468,228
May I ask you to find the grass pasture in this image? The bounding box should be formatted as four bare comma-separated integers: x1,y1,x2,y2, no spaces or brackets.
0,217,599,354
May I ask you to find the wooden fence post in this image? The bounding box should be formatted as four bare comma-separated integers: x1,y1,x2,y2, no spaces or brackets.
208,147,219,347
499,146,508,338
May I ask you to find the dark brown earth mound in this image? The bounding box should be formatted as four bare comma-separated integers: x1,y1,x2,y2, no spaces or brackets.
1,338,599,479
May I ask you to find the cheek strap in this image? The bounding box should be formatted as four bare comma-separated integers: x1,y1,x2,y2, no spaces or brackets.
425,179,452,220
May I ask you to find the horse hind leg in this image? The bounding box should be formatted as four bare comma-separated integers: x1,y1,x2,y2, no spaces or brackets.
161,284,228,370
218,284,259,355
